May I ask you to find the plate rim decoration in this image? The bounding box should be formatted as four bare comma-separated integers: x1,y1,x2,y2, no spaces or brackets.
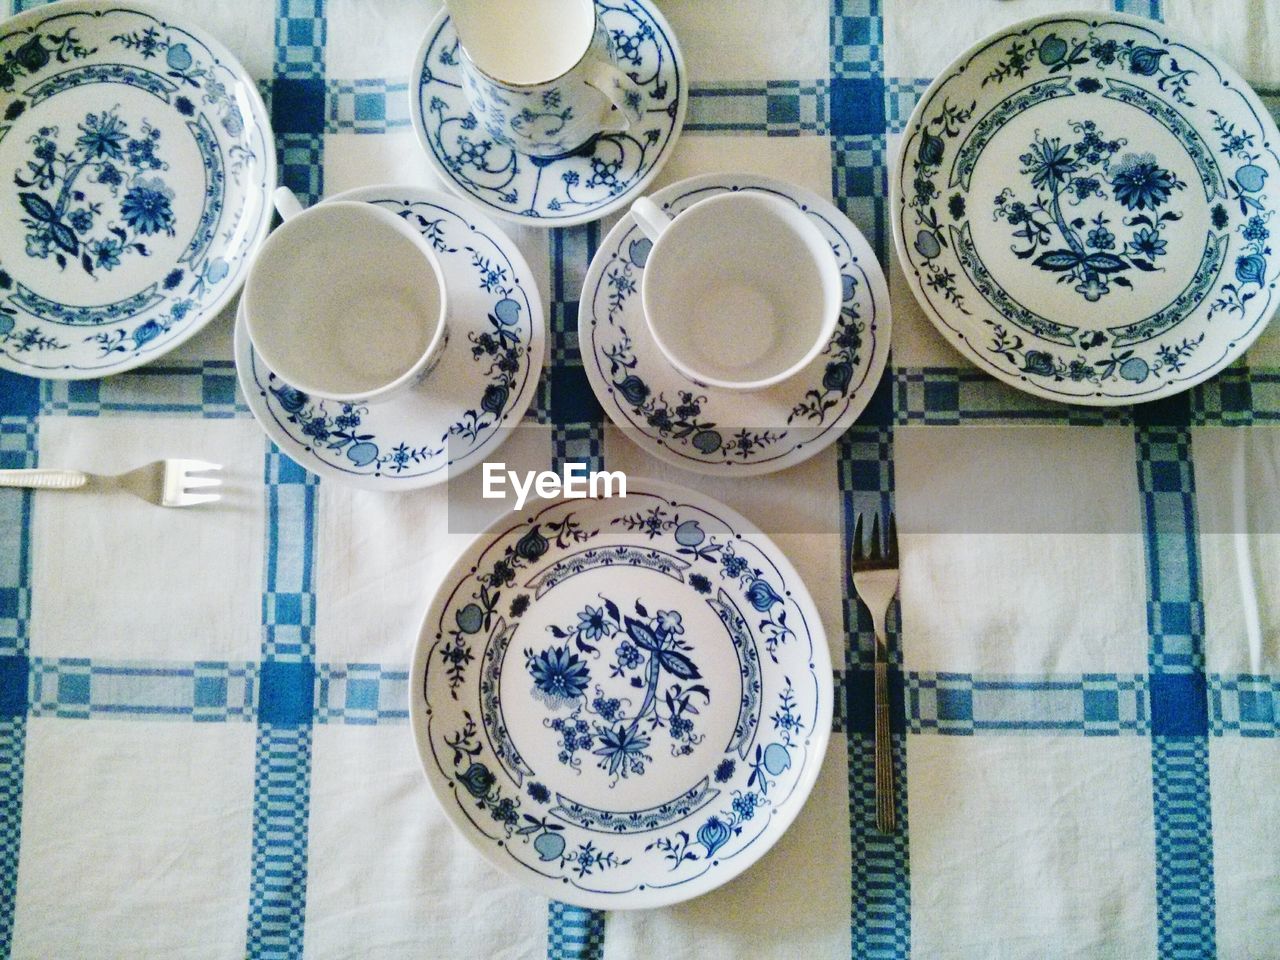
580,172,891,476
409,479,834,909
234,184,545,490
0,0,275,379
408,0,687,228
892,10,1280,406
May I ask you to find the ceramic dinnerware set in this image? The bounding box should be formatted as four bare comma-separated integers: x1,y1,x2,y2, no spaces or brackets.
1,0,1276,911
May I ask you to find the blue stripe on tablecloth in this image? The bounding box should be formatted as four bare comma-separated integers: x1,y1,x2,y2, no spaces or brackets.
247,444,320,960
3,59,57,960
323,74,928,137
831,2,910,955
1118,23,1215,960
10,653,1280,738
840,418,910,960
39,362,249,419
27,659,258,721
1114,0,1164,19
1136,421,1217,959
548,901,606,960
1208,674,1280,736
0,418,35,960
892,365,1272,426
10,655,1280,737
273,0,327,205
545,222,606,959
545,223,604,469
28,358,1280,427
245,14,328,950
905,673,1152,735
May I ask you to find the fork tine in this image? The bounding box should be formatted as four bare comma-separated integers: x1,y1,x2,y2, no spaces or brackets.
887,511,899,563
181,474,222,489
869,513,882,562
852,513,864,562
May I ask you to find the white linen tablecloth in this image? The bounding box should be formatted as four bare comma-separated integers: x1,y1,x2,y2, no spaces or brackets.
1,0,1278,957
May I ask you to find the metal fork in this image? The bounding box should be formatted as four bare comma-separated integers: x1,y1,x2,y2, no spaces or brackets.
0,459,223,507
850,511,899,833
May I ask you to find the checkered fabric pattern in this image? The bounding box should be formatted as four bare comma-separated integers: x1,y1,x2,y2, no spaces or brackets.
1,0,1278,958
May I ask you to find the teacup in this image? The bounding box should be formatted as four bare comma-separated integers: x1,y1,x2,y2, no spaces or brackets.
450,0,644,158
243,187,449,405
630,191,842,392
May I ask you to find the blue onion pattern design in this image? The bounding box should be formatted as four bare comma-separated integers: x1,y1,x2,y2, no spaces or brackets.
901,16,1280,400
983,30,1197,105
1209,110,1275,318
612,505,796,660
439,514,588,699
0,7,272,375
531,595,709,784
993,121,1186,303
415,1,683,223
15,108,174,277
421,489,827,901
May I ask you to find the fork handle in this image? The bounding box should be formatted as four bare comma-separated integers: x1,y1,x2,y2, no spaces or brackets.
874,656,896,833
0,469,89,490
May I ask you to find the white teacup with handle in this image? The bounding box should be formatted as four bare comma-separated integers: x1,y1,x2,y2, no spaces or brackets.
629,190,842,392
450,0,646,158
243,187,449,406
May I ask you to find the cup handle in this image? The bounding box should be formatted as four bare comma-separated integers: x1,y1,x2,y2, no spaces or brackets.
273,186,305,222
629,196,670,241
583,59,644,135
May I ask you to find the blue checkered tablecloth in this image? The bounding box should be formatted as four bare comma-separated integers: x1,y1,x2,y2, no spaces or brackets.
2,0,1279,957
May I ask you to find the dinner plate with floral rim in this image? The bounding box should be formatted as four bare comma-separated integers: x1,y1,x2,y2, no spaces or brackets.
409,0,686,228
233,186,545,490
0,1,273,379
894,12,1280,405
410,480,832,908
579,173,890,476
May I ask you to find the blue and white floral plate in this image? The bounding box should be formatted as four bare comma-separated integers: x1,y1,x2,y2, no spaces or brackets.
894,13,1280,405
411,481,832,908
409,0,686,228
0,1,273,379
581,174,890,475
233,186,545,490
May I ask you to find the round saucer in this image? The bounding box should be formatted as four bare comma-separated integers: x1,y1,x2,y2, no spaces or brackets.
893,13,1280,405
579,174,891,476
409,0,686,228
233,186,545,490
410,479,832,908
0,1,274,379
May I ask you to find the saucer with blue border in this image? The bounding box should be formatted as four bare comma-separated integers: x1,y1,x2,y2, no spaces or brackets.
580,173,891,476
409,0,686,228
234,186,545,490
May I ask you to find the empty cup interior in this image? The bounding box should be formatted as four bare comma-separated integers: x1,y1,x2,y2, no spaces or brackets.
643,195,838,388
452,0,595,85
245,204,442,399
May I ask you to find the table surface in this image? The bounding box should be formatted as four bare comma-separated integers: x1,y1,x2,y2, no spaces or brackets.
1,0,1278,958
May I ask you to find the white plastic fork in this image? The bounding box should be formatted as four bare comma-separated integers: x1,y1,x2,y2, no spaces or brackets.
0,459,223,507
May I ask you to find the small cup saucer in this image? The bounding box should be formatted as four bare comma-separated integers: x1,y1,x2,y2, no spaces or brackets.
234,186,545,490
579,174,891,476
409,0,687,228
